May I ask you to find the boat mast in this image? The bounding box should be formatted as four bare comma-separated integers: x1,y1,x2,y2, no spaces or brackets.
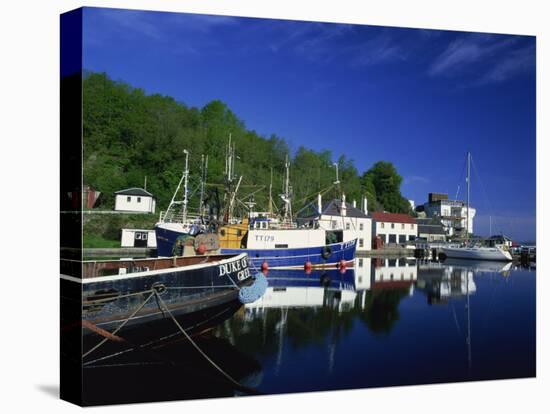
223,134,242,223
466,151,470,243
268,167,273,217
282,155,292,223
199,154,208,219
182,149,190,223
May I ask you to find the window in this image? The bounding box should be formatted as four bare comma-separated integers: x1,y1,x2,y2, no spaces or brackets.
411,223,414,229
359,238,364,247
401,223,405,229
127,196,131,202
359,223,364,231
332,220,338,229
275,244,288,248
346,223,350,230
358,258,363,267
137,197,141,203
135,233,141,240
261,222,267,229
220,229,226,237
381,222,385,229
237,229,242,237
391,223,395,229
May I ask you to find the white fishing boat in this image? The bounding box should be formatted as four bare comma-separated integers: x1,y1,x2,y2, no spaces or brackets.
440,152,512,262
219,156,357,269
155,149,209,256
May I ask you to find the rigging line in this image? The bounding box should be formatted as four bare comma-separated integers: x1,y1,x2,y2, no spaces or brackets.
470,155,497,229
455,154,467,200
294,183,335,206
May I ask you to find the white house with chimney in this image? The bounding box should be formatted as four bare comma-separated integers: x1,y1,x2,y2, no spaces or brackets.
315,194,372,252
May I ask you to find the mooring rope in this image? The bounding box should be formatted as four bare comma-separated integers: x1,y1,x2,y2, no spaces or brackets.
153,290,261,395
80,280,263,395
83,290,156,359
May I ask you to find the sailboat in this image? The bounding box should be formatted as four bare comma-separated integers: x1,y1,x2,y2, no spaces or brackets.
440,152,512,262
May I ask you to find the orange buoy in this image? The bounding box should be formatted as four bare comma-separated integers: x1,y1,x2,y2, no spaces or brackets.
338,260,347,272
261,261,269,272
196,243,207,255
304,261,312,273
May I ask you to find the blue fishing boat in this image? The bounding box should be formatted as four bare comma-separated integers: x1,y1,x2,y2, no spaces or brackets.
156,146,358,270
221,238,357,270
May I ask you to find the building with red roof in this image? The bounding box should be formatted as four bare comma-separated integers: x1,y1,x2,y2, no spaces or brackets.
371,211,417,247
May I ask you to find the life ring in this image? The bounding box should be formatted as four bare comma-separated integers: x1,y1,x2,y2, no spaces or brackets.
321,245,332,260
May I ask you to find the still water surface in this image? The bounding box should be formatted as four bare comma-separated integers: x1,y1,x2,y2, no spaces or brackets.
218,257,536,393
83,257,536,404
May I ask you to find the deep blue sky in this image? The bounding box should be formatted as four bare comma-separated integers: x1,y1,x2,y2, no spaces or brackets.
82,7,536,241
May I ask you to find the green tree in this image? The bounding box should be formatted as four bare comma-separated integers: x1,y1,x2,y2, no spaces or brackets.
82,72,413,219
363,161,412,214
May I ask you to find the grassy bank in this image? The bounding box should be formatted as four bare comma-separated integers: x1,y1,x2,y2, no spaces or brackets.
83,213,158,248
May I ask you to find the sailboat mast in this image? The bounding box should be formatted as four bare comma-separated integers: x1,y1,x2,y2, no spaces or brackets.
466,151,470,243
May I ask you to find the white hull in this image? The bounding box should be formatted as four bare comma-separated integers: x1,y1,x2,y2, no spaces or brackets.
441,246,512,261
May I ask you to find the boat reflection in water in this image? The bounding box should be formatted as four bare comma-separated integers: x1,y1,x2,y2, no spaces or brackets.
245,268,357,312
416,258,512,304
211,255,534,394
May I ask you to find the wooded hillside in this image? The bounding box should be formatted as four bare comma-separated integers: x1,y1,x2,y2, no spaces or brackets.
83,72,413,216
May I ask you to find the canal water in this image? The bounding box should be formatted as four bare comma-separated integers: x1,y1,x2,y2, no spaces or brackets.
83,257,536,404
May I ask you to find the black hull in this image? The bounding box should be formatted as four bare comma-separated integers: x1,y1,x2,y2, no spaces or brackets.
81,293,244,365
61,253,252,363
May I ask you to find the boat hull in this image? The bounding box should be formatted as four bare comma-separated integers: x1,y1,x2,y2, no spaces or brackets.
441,246,512,261
221,239,357,270
61,253,252,360
154,223,193,257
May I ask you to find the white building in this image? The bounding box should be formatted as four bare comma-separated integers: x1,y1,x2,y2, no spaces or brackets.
114,187,156,213
120,228,157,248
421,193,475,236
371,211,417,245
373,257,417,293
316,195,372,252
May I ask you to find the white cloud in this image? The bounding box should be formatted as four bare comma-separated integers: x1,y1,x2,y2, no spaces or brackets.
428,33,534,85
